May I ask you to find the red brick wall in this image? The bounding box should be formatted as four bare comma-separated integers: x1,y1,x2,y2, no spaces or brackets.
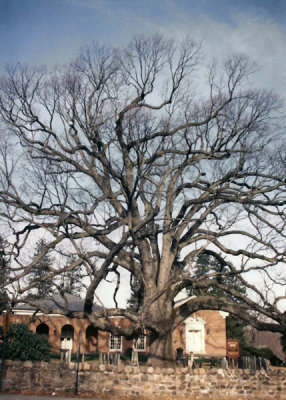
0,310,226,356
202,310,227,356
173,310,226,356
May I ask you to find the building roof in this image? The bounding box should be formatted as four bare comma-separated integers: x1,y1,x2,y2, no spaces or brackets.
13,293,102,314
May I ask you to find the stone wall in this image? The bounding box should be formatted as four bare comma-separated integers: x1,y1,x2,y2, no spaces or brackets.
2,361,286,399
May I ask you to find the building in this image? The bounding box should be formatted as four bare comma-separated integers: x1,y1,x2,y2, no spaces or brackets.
173,289,228,357
0,293,227,359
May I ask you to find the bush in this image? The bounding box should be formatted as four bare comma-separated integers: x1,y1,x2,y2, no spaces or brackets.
0,323,51,361
83,353,99,361
49,351,61,360
123,347,133,360
241,344,283,366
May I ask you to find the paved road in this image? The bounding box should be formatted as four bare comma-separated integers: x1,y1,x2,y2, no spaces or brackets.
0,395,99,400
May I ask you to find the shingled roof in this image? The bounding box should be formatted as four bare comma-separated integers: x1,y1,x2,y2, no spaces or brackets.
13,293,102,313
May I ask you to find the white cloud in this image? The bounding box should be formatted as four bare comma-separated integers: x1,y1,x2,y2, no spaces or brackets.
154,13,286,99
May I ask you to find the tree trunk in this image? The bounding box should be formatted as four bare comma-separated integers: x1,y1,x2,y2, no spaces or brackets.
146,298,176,367
148,329,175,367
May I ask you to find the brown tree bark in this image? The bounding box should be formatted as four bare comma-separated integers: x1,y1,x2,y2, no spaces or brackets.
148,330,175,367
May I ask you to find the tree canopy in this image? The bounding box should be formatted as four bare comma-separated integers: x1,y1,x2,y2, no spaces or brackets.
188,253,247,302
0,35,285,365
26,239,84,297
27,239,55,299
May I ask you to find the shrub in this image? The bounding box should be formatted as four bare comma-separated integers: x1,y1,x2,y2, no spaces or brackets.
0,323,51,361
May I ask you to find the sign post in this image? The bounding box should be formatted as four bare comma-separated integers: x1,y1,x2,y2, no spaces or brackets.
226,338,240,360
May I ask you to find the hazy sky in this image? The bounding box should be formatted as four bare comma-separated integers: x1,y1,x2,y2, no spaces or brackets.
1,0,286,99
1,0,285,307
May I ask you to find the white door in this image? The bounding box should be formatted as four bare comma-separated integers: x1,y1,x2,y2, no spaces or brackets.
185,317,205,354
187,329,203,353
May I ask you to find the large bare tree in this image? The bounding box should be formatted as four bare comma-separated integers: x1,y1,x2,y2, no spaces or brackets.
0,35,285,365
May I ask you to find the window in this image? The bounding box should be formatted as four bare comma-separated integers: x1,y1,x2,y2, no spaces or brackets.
60,324,74,353
61,324,74,340
109,334,122,351
134,332,146,351
86,325,98,340
36,323,49,337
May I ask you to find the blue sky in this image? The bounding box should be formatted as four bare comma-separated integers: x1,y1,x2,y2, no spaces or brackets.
1,0,286,99
0,2,285,60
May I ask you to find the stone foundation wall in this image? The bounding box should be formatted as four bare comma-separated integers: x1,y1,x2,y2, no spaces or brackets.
2,361,286,399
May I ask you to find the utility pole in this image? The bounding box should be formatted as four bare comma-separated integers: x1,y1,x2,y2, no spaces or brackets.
74,330,82,395
0,311,9,391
